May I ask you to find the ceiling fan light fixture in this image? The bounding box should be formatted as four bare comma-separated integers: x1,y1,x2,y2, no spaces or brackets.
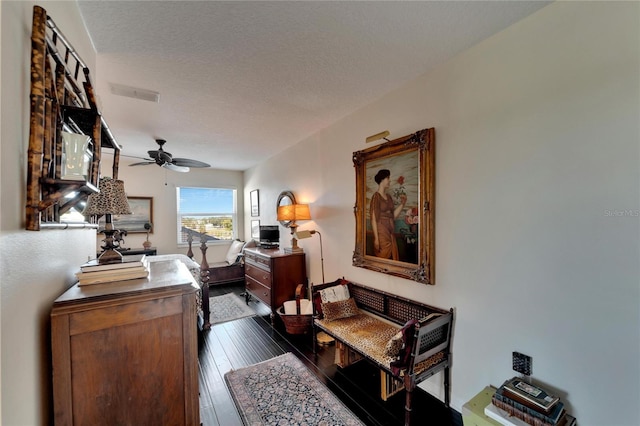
110,83,160,103
128,138,209,172
162,163,189,173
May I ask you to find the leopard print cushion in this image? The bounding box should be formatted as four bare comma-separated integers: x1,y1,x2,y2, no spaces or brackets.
384,331,404,358
316,313,399,366
316,313,447,375
321,298,359,321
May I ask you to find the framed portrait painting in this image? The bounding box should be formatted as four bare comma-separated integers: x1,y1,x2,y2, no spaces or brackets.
352,128,435,284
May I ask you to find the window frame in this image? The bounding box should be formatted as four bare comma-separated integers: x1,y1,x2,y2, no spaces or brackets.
176,186,238,246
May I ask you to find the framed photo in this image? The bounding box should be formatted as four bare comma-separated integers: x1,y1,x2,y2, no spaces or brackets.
100,196,153,234
251,219,260,239
250,189,260,217
352,128,435,284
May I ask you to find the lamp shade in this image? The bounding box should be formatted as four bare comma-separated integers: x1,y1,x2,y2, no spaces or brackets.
277,203,311,222
83,177,132,216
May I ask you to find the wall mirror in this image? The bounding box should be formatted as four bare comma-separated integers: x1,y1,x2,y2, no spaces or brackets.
276,191,296,227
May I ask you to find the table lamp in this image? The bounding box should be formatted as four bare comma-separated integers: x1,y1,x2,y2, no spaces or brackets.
83,177,132,264
277,203,311,253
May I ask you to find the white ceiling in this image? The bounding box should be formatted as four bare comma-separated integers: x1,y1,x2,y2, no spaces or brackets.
77,0,550,171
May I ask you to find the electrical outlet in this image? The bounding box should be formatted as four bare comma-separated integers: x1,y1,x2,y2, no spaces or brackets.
512,351,532,376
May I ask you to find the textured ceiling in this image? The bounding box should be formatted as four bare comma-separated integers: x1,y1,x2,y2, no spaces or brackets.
77,1,549,171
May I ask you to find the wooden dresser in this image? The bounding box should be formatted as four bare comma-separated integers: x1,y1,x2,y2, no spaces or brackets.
244,247,306,318
50,260,200,425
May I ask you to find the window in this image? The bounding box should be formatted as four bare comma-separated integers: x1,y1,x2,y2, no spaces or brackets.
177,187,237,244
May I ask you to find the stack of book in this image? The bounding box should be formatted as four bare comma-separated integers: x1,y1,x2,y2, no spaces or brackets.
485,377,576,426
76,255,150,286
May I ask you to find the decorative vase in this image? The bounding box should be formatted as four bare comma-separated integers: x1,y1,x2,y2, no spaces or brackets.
143,238,151,249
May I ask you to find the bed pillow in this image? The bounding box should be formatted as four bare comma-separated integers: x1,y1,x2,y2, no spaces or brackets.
319,283,350,303
225,239,245,264
321,297,359,322
313,278,350,317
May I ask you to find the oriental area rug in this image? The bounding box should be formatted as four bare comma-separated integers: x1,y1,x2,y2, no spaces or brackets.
209,293,256,325
224,352,364,426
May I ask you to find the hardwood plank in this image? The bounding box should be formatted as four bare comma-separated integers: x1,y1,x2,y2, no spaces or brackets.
200,326,242,425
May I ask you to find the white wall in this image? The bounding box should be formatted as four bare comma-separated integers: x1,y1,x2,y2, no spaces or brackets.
1,2,99,424
245,2,639,424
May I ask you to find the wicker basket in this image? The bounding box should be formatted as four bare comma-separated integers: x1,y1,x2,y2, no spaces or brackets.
277,306,312,334
277,284,312,335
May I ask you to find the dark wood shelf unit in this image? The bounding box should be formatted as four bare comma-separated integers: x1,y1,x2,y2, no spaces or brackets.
26,6,121,230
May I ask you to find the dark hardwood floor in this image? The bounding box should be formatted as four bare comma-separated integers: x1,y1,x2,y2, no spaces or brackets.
199,283,461,426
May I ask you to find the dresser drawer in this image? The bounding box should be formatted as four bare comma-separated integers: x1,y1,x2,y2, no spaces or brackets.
244,251,271,270
246,276,271,305
245,263,272,288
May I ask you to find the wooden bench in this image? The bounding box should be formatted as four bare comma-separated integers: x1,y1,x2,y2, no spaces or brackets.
312,279,454,426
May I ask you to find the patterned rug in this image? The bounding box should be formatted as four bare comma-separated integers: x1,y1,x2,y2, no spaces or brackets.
209,293,256,325
225,352,364,425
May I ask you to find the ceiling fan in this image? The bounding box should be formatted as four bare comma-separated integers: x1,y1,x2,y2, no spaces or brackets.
129,139,210,172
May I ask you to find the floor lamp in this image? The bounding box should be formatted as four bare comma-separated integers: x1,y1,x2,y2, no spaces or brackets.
296,229,333,345
295,229,325,284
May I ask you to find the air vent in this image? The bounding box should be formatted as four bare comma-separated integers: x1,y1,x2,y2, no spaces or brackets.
109,83,160,103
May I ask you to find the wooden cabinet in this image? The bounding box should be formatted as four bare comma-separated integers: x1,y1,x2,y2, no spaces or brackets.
244,248,306,317
51,260,200,425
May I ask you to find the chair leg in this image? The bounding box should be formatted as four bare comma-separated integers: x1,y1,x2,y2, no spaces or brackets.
444,366,451,407
404,375,414,426
312,326,317,354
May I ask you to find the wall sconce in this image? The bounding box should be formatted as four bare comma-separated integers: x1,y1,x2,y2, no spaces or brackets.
277,203,311,253
83,177,131,264
365,130,391,144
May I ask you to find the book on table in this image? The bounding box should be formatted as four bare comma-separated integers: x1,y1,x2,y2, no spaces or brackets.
492,390,565,425
502,377,560,413
76,265,149,279
77,267,149,286
485,403,575,426
80,254,148,272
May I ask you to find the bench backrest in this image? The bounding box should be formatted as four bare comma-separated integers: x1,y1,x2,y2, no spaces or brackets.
348,282,449,325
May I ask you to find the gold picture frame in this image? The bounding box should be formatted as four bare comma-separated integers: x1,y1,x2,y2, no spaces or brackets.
352,128,435,284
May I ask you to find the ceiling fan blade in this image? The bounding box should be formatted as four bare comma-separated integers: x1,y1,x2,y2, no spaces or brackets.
162,163,190,173
172,158,211,168
129,161,155,166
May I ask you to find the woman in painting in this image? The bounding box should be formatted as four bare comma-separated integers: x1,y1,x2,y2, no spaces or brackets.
370,169,406,260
